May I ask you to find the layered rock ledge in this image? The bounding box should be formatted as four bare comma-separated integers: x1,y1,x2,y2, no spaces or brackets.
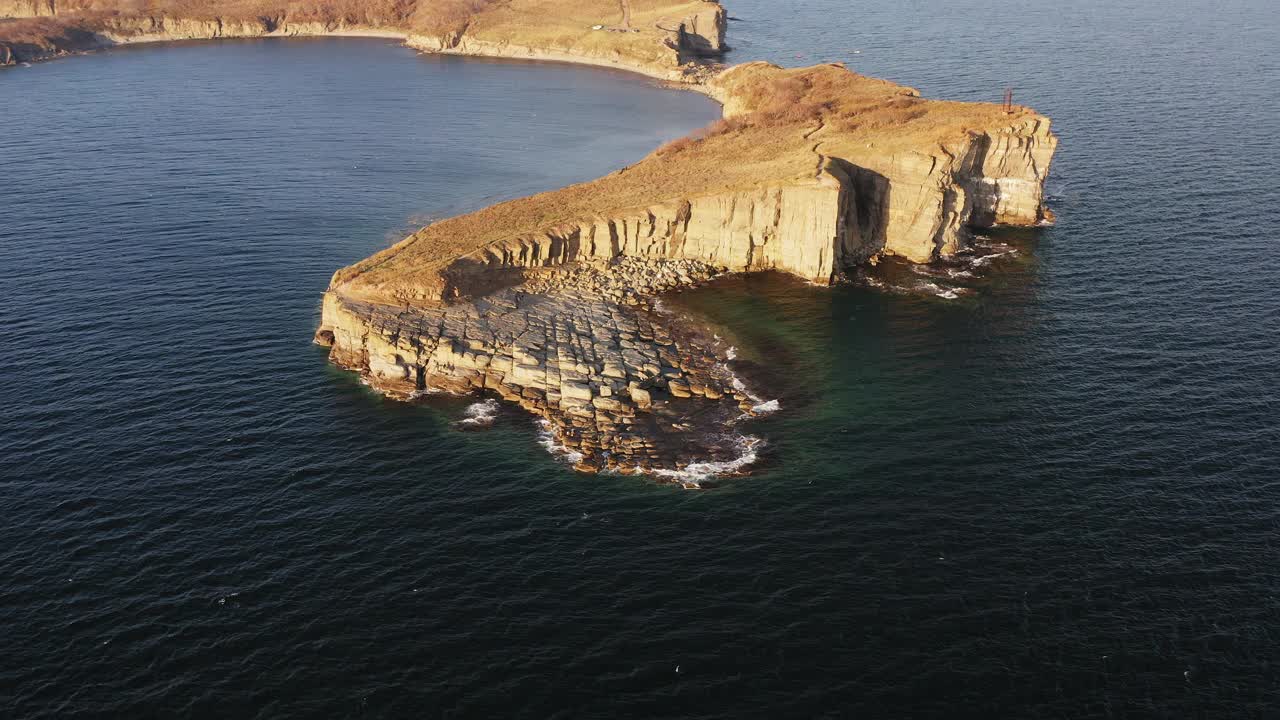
319,258,761,478
3,1,1058,479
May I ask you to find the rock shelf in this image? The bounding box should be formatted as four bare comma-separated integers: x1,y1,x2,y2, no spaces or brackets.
318,258,758,475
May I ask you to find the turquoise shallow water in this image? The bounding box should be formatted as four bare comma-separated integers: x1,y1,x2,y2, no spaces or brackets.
4,0,1280,716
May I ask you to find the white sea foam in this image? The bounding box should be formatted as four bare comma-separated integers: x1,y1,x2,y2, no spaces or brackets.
916,282,962,300
455,398,499,428
726,345,738,360
721,363,781,419
536,419,585,464
969,250,1016,268
751,399,782,414
861,275,914,294
652,435,762,488
913,265,977,281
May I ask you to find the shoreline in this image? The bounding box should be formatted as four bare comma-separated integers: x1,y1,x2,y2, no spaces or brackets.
3,28,702,82
2,25,732,110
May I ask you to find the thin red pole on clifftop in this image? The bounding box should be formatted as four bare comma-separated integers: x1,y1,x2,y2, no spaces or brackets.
1003,87,1014,114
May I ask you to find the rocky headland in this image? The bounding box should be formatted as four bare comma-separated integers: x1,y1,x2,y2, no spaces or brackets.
2,1,1057,481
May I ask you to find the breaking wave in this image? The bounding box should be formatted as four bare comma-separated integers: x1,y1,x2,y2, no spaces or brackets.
968,249,1017,268
455,399,499,428
726,374,780,419
916,281,963,300
751,399,782,414
652,435,763,488
536,419,585,464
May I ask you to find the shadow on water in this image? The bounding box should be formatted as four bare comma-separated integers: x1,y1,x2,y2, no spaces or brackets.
662,226,1049,477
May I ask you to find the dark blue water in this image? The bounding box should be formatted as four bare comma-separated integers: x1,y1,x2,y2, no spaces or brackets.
3,0,1280,715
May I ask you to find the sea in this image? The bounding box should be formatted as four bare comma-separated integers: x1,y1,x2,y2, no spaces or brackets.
2,0,1278,716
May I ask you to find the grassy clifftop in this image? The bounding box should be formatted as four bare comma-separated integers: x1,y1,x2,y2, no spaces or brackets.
331,61,1054,303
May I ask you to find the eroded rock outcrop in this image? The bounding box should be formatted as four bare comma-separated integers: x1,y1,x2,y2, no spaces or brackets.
835,114,1057,262
676,1,725,56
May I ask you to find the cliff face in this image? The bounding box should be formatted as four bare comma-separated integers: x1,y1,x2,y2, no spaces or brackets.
425,115,1056,294
677,1,725,56
342,172,851,307
328,113,1055,309
319,61,1057,316
837,116,1058,262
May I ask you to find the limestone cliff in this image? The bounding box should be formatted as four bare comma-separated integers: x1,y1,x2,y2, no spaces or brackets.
833,114,1057,262
333,173,852,309
325,62,1056,311
675,1,725,56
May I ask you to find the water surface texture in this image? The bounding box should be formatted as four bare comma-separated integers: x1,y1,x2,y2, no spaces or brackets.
4,0,1280,715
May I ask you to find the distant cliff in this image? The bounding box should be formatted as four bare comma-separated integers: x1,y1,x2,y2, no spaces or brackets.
0,0,727,77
